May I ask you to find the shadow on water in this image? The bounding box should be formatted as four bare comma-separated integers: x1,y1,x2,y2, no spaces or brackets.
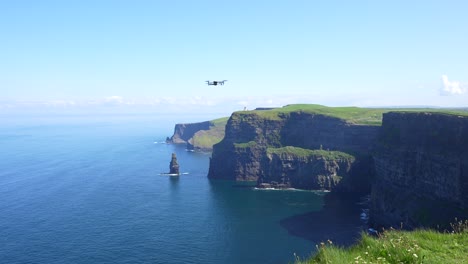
169,175,180,184
280,192,368,247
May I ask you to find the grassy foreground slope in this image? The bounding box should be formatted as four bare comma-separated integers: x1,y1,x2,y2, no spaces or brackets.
296,222,468,264
240,104,468,125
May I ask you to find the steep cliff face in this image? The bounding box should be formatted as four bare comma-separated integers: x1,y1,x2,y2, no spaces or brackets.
221,113,285,147
281,112,378,153
208,110,378,191
371,112,468,229
209,141,266,181
206,106,468,228
260,148,356,190
207,113,284,181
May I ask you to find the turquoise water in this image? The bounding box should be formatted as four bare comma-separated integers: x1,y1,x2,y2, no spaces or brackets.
0,115,364,264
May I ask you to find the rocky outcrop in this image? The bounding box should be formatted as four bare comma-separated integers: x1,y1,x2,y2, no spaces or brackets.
169,153,180,175
370,112,468,229
208,111,378,191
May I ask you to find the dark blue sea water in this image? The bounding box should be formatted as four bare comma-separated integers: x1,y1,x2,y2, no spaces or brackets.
0,114,365,264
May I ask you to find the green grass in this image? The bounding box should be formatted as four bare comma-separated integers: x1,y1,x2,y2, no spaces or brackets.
267,146,355,160
295,220,468,264
236,104,468,125
190,117,228,150
210,117,229,126
234,141,257,148
191,105,468,148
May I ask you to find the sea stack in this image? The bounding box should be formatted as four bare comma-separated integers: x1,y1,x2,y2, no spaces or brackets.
169,153,180,175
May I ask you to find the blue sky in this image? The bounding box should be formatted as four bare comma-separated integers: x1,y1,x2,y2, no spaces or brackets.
1,0,467,116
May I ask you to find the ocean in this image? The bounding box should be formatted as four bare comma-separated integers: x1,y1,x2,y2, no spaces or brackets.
0,114,365,264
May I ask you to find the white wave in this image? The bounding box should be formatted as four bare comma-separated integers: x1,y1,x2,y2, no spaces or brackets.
159,173,179,176
254,187,303,192
159,172,189,176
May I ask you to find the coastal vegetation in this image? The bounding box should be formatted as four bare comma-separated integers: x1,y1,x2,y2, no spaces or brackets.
295,220,468,263
168,117,228,151
237,104,468,125
267,146,355,161
190,117,228,150
174,104,468,150
233,140,257,149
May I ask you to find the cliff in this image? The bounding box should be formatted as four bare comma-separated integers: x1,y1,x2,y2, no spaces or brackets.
208,105,379,191
371,112,468,229
167,121,211,144
167,117,228,151
206,105,468,228
260,147,357,191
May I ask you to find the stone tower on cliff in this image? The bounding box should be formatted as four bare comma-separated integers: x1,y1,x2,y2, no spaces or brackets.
169,153,180,175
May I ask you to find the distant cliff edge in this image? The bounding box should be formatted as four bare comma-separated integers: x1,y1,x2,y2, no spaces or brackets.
167,118,228,151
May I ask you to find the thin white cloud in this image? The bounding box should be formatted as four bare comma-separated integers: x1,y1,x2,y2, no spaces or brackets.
104,95,125,105
160,97,177,105
44,100,77,107
188,96,216,106
440,75,466,95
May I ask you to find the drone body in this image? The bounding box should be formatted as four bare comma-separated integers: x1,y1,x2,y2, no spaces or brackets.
206,80,227,86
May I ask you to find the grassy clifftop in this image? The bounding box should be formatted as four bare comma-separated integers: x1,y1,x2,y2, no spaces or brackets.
235,104,468,125
190,117,228,150
296,223,468,264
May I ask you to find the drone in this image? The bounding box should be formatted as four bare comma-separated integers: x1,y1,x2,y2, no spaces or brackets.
206,80,227,86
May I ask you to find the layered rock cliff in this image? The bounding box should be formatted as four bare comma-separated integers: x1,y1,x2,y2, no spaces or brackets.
371,112,468,229
208,109,379,191
204,105,468,228
260,147,356,190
